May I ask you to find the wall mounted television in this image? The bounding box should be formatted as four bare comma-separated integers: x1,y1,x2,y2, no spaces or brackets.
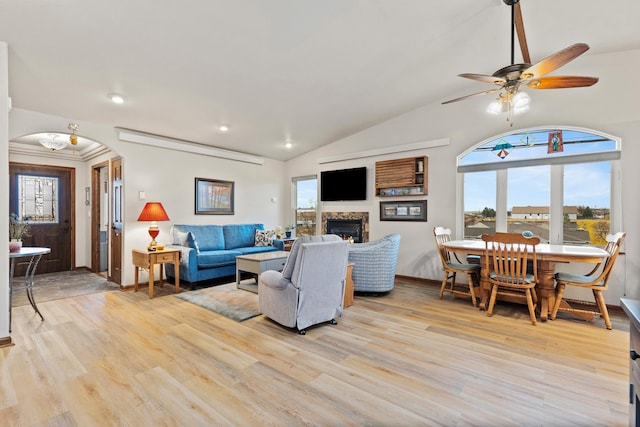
320,167,367,201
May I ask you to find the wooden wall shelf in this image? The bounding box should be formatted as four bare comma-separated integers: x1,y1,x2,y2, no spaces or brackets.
375,156,427,197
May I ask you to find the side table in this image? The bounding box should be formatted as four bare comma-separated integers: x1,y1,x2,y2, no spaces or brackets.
344,262,355,307
9,247,51,332
282,238,296,251
132,248,181,298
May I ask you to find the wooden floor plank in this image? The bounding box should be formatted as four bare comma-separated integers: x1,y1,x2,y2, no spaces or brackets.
2,277,630,426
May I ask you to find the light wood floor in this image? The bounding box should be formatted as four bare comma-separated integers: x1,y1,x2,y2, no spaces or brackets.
1,278,630,426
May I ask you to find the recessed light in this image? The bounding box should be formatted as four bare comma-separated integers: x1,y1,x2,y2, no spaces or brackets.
284,142,293,149
108,93,126,104
217,124,230,133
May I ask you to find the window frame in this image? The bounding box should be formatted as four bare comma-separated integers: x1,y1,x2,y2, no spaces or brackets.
456,126,622,244
291,175,318,236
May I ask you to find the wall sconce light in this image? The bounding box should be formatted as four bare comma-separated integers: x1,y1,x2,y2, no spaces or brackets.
85,187,90,205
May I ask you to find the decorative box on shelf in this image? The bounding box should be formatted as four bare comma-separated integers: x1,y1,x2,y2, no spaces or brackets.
375,156,428,197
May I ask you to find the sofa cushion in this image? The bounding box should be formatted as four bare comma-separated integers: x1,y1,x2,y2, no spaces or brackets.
236,246,278,255
174,230,200,253
196,250,242,268
255,229,275,247
223,224,263,250
172,224,224,251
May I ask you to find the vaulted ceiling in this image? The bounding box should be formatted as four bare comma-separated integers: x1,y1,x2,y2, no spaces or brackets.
1,0,638,160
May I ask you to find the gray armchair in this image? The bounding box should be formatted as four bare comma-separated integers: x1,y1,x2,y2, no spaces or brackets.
258,235,349,335
348,234,401,293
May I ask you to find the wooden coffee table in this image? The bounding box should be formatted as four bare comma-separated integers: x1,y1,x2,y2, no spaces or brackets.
236,251,289,286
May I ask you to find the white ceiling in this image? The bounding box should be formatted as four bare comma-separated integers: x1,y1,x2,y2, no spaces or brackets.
1,0,638,161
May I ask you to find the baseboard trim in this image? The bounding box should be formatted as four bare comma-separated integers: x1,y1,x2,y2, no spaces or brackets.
395,274,440,286
0,336,14,348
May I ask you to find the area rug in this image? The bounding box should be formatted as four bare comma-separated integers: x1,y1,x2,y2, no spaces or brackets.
175,282,260,322
12,270,119,307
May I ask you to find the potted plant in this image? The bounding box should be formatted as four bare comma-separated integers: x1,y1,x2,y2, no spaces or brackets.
285,225,294,238
9,213,30,253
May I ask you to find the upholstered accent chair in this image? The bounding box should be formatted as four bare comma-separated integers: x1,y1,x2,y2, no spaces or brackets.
347,234,401,293
258,235,349,335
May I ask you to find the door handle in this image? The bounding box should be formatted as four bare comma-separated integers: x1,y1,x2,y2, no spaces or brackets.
631,349,639,360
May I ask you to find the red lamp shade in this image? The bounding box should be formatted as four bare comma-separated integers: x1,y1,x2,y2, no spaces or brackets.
137,202,170,250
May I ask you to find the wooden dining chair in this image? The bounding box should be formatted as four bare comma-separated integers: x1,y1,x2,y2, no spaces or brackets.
550,232,626,330
433,227,480,307
481,232,541,325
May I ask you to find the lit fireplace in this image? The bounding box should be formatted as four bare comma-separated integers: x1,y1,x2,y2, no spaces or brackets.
326,219,363,243
322,212,369,243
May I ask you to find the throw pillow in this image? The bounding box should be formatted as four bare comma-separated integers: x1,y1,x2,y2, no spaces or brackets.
174,230,200,253
255,229,275,247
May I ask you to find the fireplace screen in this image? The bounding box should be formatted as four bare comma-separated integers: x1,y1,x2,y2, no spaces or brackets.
326,219,362,243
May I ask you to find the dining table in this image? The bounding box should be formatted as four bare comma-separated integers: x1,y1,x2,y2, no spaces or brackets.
442,239,609,321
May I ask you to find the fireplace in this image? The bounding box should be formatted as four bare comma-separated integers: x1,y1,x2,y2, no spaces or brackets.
326,219,363,243
322,212,369,243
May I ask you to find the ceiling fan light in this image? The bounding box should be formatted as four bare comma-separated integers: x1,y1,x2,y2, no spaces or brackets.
513,103,530,115
513,91,530,107
513,91,531,114
487,99,503,115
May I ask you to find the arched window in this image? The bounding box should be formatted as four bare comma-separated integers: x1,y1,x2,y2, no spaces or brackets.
458,127,621,245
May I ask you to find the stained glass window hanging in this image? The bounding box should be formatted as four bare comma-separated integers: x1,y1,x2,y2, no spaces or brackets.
18,174,59,224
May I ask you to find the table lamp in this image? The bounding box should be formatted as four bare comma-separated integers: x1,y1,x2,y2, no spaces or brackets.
137,202,170,251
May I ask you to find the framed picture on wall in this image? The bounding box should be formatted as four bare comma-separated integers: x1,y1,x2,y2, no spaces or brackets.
195,177,235,215
380,200,427,221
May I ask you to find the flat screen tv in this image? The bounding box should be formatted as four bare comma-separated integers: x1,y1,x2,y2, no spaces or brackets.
320,167,367,201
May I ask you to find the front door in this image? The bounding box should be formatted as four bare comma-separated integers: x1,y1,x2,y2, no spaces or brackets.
9,163,75,275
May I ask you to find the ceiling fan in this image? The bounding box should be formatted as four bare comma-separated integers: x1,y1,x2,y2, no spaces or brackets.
442,0,598,119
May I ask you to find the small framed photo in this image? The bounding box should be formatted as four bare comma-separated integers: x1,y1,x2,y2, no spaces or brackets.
195,178,235,215
380,200,427,221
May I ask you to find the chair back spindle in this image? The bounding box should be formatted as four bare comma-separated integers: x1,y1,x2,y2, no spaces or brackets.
482,232,540,325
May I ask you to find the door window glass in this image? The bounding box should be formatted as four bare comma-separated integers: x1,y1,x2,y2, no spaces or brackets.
18,174,59,224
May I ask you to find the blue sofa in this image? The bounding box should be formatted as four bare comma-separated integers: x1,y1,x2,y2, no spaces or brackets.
165,223,284,288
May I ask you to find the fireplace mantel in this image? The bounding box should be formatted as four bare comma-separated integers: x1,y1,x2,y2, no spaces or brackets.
322,212,369,242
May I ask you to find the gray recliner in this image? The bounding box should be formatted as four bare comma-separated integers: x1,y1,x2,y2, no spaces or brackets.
258,235,349,334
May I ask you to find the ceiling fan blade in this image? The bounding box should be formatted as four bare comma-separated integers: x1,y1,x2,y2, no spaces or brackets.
526,75,599,89
514,2,531,64
458,73,506,85
442,88,501,105
522,43,590,79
